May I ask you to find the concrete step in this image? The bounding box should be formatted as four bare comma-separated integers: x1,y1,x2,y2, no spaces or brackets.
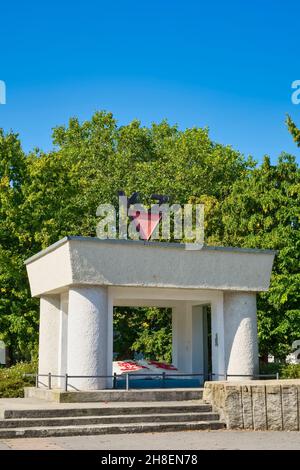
25,387,204,403
0,420,225,438
0,412,220,428
4,403,212,419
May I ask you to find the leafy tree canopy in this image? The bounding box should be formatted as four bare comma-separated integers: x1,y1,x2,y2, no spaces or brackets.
0,111,299,363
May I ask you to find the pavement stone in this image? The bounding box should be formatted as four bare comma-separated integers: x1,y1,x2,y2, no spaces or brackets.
0,430,300,450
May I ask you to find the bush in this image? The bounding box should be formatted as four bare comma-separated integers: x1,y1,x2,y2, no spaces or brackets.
279,364,300,379
260,362,300,379
0,362,37,398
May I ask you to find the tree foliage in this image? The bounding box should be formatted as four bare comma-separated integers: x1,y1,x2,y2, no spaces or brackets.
114,307,172,362
0,111,299,363
219,154,300,359
286,115,300,147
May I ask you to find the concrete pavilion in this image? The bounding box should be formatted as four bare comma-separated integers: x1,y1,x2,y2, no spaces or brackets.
25,236,276,390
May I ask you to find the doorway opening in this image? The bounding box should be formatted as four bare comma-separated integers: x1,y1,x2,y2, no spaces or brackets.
112,303,212,389
113,306,172,362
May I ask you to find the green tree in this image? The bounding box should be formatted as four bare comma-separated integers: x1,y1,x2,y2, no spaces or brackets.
286,115,300,147
0,111,272,363
220,154,300,360
0,130,38,363
113,307,172,362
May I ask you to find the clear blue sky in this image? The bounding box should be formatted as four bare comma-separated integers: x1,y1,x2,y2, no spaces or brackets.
0,0,299,163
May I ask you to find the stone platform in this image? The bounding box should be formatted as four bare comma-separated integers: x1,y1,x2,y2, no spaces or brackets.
24,387,203,403
204,379,300,431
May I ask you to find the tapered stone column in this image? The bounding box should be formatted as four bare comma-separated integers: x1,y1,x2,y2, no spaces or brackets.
224,292,259,379
67,286,109,390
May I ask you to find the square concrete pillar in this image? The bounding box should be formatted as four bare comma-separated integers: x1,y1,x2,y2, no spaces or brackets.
211,293,225,381
172,302,205,376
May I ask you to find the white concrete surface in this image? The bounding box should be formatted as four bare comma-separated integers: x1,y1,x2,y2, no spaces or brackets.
25,237,276,296
25,237,275,391
57,292,68,388
26,240,72,297
172,303,204,375
0,340,6,365
224,292,259,378
67,287,110,390
38,295,61,385
211,294,226,380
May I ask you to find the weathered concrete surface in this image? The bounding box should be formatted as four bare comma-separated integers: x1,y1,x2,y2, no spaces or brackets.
0,396,224,438
224,292,259,379
24,387,203,403
1,430,300,450
204,380,300,431
25,236,276,296
0,398,209,423
0,421,225,439
67,287,109,390
25,237,276,392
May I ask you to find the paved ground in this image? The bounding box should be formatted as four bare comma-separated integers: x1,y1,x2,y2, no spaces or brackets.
0,430,300,450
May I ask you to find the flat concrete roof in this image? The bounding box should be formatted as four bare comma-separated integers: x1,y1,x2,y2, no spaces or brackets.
25,236,276,296
25,236,277,265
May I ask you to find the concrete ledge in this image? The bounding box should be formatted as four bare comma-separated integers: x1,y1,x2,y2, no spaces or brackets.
25,236,276,296
204,380,300,430
24,387,203,403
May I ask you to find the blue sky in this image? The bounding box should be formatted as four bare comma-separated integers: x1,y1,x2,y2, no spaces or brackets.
0,0,299,163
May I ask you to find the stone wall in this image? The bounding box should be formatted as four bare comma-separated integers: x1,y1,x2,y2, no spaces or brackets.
203,380,300,430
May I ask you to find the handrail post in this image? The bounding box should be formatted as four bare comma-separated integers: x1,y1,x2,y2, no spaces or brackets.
224,371,227,381
64,373,68,392
48,372,52,390
113,373,117,389
125,373,129,391
276,372,279,380
35,373,39,388
162,371,166,388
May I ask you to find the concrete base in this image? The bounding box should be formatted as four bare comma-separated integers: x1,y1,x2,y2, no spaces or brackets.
24,387,203,403
204,379,300,431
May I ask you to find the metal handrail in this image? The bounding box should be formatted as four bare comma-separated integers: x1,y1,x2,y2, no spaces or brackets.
24,370,280,392
211,372,279,380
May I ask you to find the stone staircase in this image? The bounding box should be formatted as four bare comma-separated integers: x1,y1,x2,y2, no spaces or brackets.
0,395,225,438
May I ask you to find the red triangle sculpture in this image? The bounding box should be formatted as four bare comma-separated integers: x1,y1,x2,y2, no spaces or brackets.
132,211,161,240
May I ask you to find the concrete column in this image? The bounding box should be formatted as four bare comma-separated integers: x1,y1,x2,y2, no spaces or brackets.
172,302,204,375
106,293,114,388
38,295,61,387
67,286,109,390
211,293,225,381
58,292,68,388
172,302,191,372
224,292,259,379
191,306,204,375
